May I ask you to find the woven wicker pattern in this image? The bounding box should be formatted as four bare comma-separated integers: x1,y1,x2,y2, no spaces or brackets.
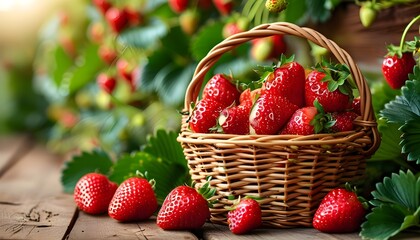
177,22,380,228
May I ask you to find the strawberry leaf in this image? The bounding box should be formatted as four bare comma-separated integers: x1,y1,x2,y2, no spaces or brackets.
61,150,113,193
190,20,224,61
360,170,420,240
118,18,168,49
380,66,420,124
369,119,403,163
109,130,189,204
400,120,420,164
109,152,189,204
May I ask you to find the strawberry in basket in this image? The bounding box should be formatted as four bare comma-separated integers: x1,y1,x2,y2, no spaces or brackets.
189,74,240,133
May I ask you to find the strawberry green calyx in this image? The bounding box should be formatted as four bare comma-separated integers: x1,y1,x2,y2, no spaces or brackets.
310,99,335,134
196,176,217,207
135,170,156,189
315,58,355,99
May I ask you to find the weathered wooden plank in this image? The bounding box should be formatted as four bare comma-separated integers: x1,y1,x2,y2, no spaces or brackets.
0,135,33,176
0,142,76,240
68,214,198,240
0,145,64,203
0,194,75,240
201,223,360,240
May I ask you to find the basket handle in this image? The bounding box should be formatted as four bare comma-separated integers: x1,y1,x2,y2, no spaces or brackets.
183,22,379,155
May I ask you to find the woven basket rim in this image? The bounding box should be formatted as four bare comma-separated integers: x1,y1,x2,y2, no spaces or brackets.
179,21,380,156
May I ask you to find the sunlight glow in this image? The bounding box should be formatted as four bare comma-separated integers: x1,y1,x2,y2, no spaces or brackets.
0,0,36,11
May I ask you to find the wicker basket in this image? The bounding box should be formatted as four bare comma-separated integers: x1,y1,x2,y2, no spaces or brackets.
177,22,380,228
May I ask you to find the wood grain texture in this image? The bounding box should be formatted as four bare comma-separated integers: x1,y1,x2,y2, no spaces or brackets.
68,214,198,240
0,135,33,176
201,223,360,240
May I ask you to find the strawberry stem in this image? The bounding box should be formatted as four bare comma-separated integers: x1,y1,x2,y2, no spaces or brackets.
399,15,420,53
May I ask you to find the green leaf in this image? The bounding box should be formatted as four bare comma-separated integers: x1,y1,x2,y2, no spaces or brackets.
191,20,224,61
53,45,73,86
371,170,420,210
284,0,308,24
118,18,168,49
400,120,420,164
380,66,420,124
143,129,188,169
370,81,401,116
61,150,113,193
141,48,171,91
65,43,104,94
369,119,403,162
360,204,411,240
361,170,420,240
109,152,189,204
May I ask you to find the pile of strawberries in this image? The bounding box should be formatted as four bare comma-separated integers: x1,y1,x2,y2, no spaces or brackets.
73,172,263,234
189,56,361,135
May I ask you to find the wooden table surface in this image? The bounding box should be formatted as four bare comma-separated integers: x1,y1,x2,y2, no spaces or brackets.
0,135,413,240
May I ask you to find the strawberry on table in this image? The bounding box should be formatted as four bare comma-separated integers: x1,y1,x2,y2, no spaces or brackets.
227,198,262,235
313,184,367,233
108,175,158,222
73,173,118,215
156,183,214,230
305,60,355,113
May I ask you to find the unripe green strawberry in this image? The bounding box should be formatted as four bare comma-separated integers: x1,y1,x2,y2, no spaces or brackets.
359,2,377,28
265,0,287,13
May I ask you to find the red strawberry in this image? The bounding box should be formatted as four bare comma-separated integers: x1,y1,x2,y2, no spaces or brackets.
92,0,112,15
156,185,211,230
116,59,135,90
108,176,158,222
228,198,262,235
125,7,143,27
73,173,118,215
249,93,298,135
202,74,241,106
281,99,332,135
189,99,224,133
98,44,117,65
382,52,416,89
251,35,287,61
313,186,367,233
331,111,359,132
97,73,117,94
305,60,355,112
213,0,234,16
222,17,249,39
218,90,253,134
350,96,361,115
105,7,129,33
169,0,189,13
260,56,305,107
